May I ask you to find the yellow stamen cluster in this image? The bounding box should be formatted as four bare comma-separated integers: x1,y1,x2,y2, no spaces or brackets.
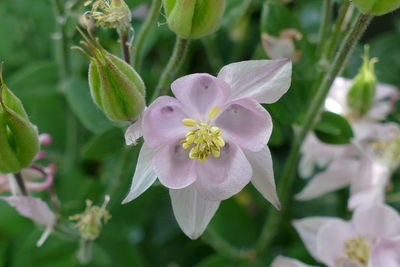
181,106,225,163
84,0,131,31
342,236,370,266
69,195,111,241
372,135,400,169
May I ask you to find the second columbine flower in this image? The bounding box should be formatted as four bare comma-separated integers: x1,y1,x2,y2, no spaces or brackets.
123,59,292,239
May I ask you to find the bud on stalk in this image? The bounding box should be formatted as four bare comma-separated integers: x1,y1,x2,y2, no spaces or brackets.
76,29,146,122
163,0,226,39
347,46,378,117
0,68,39,174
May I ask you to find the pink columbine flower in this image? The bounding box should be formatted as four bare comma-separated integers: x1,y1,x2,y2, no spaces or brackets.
272,256,316,267
0,133,56,246
123,59,292,239
297,77,399,209
292,204,400,267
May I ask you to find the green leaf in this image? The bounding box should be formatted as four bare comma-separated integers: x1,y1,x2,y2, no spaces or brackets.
82,127,125,160
314,111,354,145
65,78,112,134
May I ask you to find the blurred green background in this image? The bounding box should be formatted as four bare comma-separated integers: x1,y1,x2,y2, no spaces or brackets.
0,0,399,266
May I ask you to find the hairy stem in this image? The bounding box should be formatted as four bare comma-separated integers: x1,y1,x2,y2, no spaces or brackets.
132,0,162,70
256,13,374,255
120,32,131,64
150,37,190,102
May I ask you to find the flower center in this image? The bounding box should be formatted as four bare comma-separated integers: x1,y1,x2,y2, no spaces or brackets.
181,106,225,163
342,236,370,266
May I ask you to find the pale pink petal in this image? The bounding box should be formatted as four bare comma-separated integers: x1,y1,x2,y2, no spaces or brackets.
24,168,54,192
39,134,52,146
0,174,11,192
217,59,292,104
153,141,196,189
316,220,354,266
125,113,143,145
324,77,351,115
271,256,316,267
170,185,220,239
370,240,400,267
244,147,280,209
171,73,230,117
293,217,339,261
295,159,356,201
195,143,252,201
142,96,189,148
352,205,400,240
371,83,399,118
0,196,55,246
216,98,272,151
122,143,159,204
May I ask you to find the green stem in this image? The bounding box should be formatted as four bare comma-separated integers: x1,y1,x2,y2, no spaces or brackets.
14,172,28,196
202,228,254,260
317,0,333,56
150,37,190,102
120,31,131,64
324,0,351,60
256,13,374,256
132,0,162,70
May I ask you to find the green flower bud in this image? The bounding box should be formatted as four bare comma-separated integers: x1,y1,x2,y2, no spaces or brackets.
0,68,39,174
76,29,146,122
352,0,400,16
163,0,226,39
347,46,378,117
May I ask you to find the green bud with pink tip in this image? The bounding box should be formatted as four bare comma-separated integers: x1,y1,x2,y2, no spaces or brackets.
0,67,40,174
163,0,226,39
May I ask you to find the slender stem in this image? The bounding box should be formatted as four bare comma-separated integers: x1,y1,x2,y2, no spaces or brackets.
317,0,333,56
202,228,254,261
324,0,351,60
256,13,374,255
132,0,162,70
14,172,28,196
150,37,190,102
120,32,131,64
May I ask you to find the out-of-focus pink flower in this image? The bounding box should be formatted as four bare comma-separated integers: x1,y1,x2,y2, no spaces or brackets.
272,256,316,267
123,59,292,239
262,29,302,62
298,77,399,209
0,196,56,246
293,204,400,267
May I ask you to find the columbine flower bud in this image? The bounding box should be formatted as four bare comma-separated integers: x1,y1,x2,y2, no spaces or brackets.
84,0,132,33
0,68,39,174
70,195,111,241
352,0,400,16
347,46,378,117
76,29,146,122
163,0,225,39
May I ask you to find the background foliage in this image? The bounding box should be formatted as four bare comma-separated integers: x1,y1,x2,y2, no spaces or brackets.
0,0,399,266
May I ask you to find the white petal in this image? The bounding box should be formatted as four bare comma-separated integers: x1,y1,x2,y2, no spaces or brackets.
0,196,55,246
125,114,143,145
217,59,292,104
122,143,159,204
295,159,355,201
170,185,220,239
293,217,338,261
244,147,280,209
271,256,316,267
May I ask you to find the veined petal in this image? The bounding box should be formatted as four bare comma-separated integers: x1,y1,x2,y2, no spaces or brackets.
142,96,189,148
195,143,252,201
295,159,356,201
171,73,230,117
293,217,339,262
316,220,354,266
122,143,159,204
125,113,144,145
271,256,316,267
216,98,272,151
0,196,55,246
153,141,196,189
170,185,220,239
244,147,280,209
217,59,292,104
352,204,400,240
